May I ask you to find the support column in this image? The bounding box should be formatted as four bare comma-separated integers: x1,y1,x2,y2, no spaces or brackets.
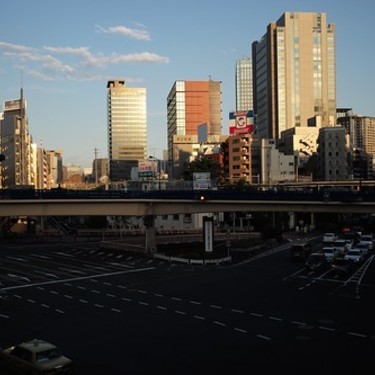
310,212,316,231
144,215,156,253
289,212,296,230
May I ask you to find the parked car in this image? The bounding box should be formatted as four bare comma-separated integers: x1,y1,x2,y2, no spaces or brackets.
333,239,348,256
331,258,355,275
322,247,338,262
353,242,370,256
323,233,337,243
0,339,73,374
344,249,364,264
359,234,373,250
305,253,328,271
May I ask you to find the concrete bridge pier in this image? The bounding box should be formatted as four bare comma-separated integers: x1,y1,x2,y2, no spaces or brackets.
144,215,157,253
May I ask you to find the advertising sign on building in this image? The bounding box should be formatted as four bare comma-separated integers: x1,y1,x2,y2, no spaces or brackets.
138,160,158,178
229,111,255,135
193,172,211,190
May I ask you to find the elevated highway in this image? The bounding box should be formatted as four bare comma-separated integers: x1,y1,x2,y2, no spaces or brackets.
1,188,375,216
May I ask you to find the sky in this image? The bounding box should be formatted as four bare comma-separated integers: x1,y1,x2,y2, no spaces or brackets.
0,0,374,168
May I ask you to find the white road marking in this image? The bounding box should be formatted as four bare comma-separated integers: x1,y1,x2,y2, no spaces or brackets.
106,294,116,298
210,305,222,309
55,309,64,314
122,297,132,302
250,312,263,318
139,301,149,306
269,316,283,322
111,308,121,313
234,328,247,333
63,295,73,299
175,310,186,315
137,290,147,294
291,321,307,326
194,315,205,320
117,285,127,289
319,326,335,332
77,286,86,290
34,270,59,279
154,294,163,297
94,304,104,308
0,268,156,292
190,300,201,305
59,268,87,275
91,290,100,294
6,256,27,262
348,331,367,338
257,334,271,340
41,304,50,309
171,297,182,301
0,314,10,319
214,321,226,327
157,306,167,311
27,299,36,303
231,309,244,314
79,299,88,304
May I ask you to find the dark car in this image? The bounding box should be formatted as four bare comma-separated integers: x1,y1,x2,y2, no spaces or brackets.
305,253,328,271
331,258,355,275
0,339,73,374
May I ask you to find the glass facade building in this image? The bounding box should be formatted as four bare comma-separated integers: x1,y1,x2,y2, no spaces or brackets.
252,12,336,140
107,80,147,181
235,57,253,112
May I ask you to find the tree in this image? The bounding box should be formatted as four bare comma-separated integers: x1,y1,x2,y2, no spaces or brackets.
183,157,223,182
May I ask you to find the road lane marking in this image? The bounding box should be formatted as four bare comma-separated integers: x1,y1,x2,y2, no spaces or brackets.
117,285,127,289
111,308,121,313
234,328,247,333
27,299,36,303
257,334,271,340
214,321,226,327
231,309,244,314
210,304,222,309
269,316,283,322
79,299,88,304
0,314,10,319
291,321,307,326
0,268,155,292
41,304,50,309
106,294,116,298
190,300,201,305
250,312,263,318
94,304,104,308
55,309,64,314
122,297,132,302
319,326,335,332
63,295,73,299
171,297,182,301
137,290,147,294
175,310,186,315
139,301,149,306
194,315,205,320
154,294,163,297
348,331,367,338
157,306,167,311
91,290,100,294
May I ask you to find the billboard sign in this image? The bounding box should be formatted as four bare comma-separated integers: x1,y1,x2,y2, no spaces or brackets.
229,111,255,135
193,172,211,190
203,216,214,253
138,160,158,178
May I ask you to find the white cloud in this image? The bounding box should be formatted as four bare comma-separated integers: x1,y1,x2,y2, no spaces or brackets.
96,24,151,41
0,41,169,81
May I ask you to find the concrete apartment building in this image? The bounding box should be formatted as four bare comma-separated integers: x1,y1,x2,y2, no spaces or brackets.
0,90,34,188
167,80,222,178
316,126,349,181
107,80,147,181
252,12,336,141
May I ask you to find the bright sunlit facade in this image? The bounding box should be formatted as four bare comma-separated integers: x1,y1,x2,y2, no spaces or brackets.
107,80,147,181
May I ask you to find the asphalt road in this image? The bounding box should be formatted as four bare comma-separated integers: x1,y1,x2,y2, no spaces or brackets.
0,239,374,375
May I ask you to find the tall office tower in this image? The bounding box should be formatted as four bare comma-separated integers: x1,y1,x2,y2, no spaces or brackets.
252,12,336,139
107,80,147,181
235,57,253,112
167,80,222,177
45,149,63,188
0,89,34,188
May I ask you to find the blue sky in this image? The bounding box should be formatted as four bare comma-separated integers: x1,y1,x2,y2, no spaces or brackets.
1,0,374,168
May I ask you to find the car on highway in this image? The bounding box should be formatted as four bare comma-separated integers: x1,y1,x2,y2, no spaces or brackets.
323,232,338,243
331,258,356,275
333,239,348,256
353,242,370,256
0,339,73,374
322,246,338,262
305,253,328,271
359,234,373,251
344,249,364,264
290,242,312,259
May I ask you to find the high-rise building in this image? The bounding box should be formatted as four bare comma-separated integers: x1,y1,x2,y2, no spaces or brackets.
0,89,34,188
107,80,147,181
167,80,222,178
252,12,336,139
45,149,63,188
235,57,253,112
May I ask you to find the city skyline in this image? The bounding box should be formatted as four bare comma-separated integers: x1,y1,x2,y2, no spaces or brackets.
0,0,374,167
